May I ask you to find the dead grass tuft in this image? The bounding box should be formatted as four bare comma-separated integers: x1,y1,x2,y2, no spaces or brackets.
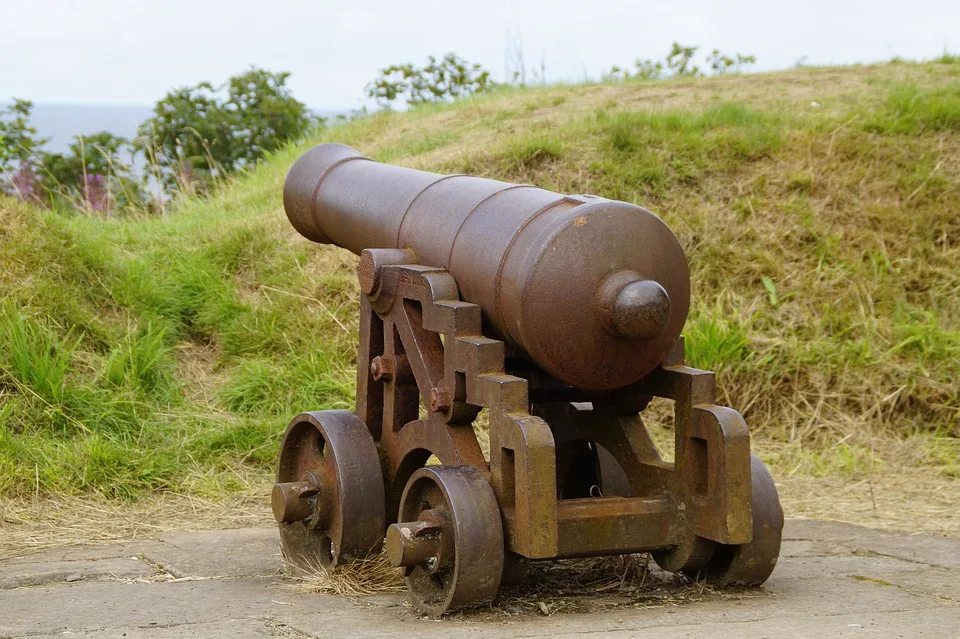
289,551,405,598
457,555,762,618
291,549,763,616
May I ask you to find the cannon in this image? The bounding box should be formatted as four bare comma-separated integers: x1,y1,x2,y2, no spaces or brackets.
273,143,784,614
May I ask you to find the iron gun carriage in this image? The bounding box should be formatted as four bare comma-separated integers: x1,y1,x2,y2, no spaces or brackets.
272,143,783,614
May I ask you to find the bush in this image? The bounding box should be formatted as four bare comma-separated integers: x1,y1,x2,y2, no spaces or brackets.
605,42,756,82
366,53,495,108
135,68,317,192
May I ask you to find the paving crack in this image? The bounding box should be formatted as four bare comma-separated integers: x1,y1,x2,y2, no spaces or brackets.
843,545,949,570
848,574,959,604
263,618,314,638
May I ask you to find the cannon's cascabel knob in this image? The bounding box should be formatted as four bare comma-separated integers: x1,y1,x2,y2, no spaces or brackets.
599,272,672,341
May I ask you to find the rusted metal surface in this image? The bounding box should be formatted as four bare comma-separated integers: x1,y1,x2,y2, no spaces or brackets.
274,410,385,569
388,466,504,614
284,143,690,391
277,144,784,614
697,454,784,585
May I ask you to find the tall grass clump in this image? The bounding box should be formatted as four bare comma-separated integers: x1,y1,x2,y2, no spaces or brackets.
934,51,960,65
1,304,78,411
104,323,176,396
864,82,960,134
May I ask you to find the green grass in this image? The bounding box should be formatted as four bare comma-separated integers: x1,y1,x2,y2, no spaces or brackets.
1,60,959,501
864,82,960,134
935,51,960,65
0,164,359,498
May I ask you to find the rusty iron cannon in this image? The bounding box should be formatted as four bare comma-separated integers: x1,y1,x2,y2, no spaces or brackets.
273,143,783,614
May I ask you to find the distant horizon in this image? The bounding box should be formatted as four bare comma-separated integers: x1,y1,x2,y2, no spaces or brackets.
5,100,353,111
4,49,952,112
3,102,349,154
5,51,952,155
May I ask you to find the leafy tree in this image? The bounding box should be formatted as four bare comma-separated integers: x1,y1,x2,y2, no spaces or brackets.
0,99,47,172
43,132,130,186
135,68,316,191
136,81,230,191
0,99,48,201
225,69,315,162
366,53,496,108
1,102,135,210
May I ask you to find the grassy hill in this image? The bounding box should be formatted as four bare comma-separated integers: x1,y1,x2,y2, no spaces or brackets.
1,60,958,535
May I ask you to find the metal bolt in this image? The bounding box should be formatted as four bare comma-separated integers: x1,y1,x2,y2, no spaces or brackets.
370,356,394,382
271,480,320,524
429,386,451,413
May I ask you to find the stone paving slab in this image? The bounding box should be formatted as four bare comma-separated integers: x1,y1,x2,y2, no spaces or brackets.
1,519,958,638
5,541,169,566
148,529,283,579
22,620,276,639
506,609,959,639
277,574,955,638
0,557,153,589
783,519,960,570
770,552,929,580
0,576,341,636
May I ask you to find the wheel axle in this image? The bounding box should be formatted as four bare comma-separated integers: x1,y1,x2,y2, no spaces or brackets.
271,479,320,524
385,518,442,568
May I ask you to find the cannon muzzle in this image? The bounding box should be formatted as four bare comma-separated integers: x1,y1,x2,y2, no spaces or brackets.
283,143,690,390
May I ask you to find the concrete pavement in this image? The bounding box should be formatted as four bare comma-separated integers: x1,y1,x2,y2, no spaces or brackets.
1,520,958,638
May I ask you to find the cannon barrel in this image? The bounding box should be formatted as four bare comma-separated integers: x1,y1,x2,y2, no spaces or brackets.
284,143,690,390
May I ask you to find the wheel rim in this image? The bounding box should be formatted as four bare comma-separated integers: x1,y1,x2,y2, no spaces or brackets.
395,465,504,614
275,410,385,570
700,454,783,586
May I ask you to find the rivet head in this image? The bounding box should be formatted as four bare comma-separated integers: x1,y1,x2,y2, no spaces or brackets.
429,386,451,413
370,356,394,382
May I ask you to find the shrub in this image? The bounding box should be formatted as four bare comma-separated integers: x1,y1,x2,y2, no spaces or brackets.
366,53,495,108
605,42,755,82
135,68,317,192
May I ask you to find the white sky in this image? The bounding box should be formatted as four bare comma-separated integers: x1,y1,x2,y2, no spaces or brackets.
3,0,959,109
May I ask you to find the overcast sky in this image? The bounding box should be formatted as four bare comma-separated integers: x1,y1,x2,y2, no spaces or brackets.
4,0,959,109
